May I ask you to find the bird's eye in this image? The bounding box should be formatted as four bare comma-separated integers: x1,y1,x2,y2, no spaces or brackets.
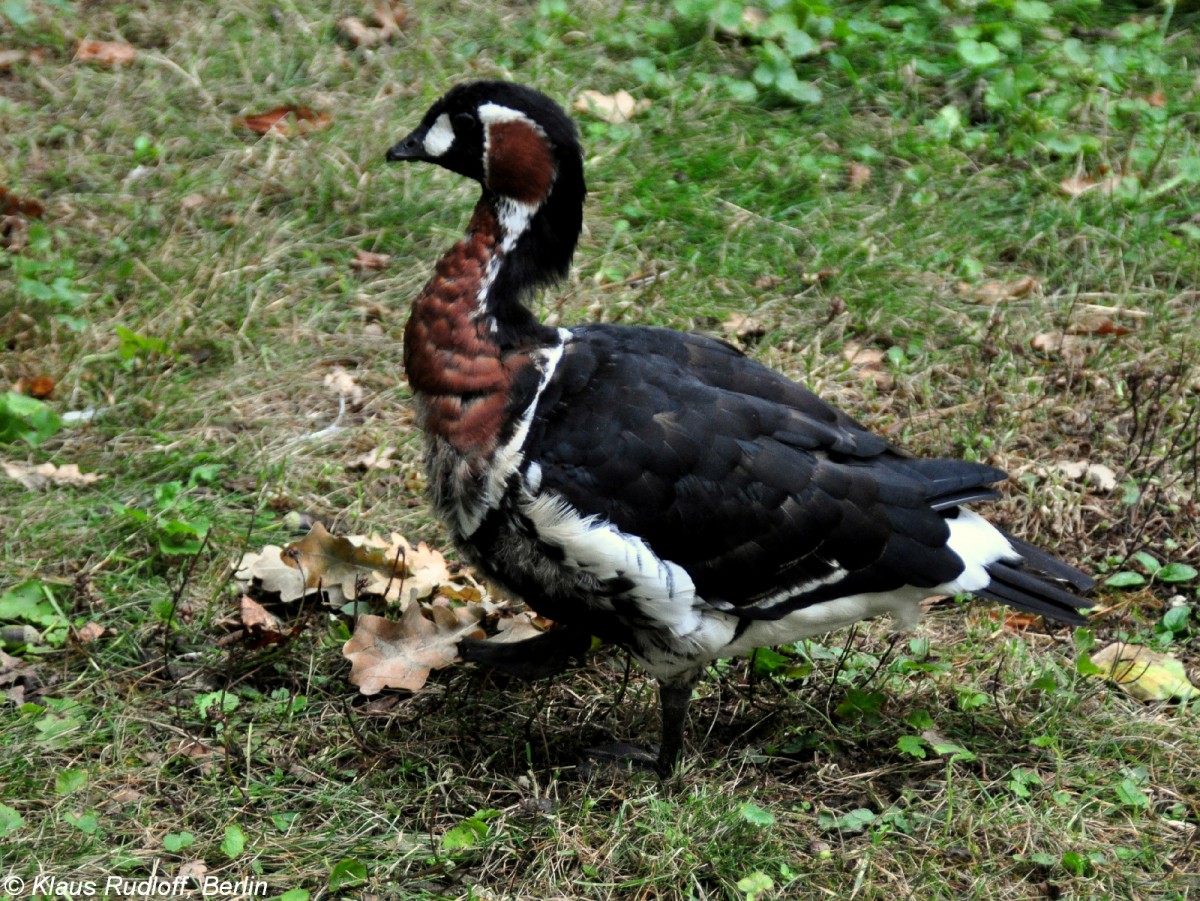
453,111,476,127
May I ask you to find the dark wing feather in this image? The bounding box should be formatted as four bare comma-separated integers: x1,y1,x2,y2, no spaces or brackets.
525,325,1007,617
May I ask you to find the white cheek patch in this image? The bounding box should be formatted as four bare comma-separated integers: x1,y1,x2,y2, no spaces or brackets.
423,113,455,157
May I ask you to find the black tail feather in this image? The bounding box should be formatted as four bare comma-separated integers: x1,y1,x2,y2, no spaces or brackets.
1000,530,1096,591
978,553,1094,627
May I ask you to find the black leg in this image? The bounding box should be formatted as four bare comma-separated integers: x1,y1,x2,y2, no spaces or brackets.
655,668,703,776
458,625,592,681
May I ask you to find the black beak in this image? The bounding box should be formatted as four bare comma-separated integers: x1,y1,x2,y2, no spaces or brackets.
386,130,426,163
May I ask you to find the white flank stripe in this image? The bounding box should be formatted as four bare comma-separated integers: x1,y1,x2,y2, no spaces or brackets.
732,565,849,616
941,508,1018,592
423,113,455,157
521,492,701,637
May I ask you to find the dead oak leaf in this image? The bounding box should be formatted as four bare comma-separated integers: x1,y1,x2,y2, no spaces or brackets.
74,39,137,66
342,606,484,694
282,523,402,601
233,545,324,604
573,89,650,125
235,106,331,138
239,595,286,644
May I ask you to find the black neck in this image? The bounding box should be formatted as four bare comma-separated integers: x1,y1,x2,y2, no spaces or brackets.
480,155,585,349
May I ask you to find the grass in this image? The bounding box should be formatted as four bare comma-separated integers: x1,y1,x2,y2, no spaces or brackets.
1,0,1199,898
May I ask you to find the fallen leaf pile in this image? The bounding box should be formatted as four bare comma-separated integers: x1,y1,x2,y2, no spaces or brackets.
234,524,546,692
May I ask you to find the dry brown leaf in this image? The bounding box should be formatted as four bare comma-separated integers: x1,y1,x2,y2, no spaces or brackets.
840,341,894,389
281,523,402,599
177,861,208,884
350,248,391,271
342,606,484,694
962,275,1041,306
233,546,317,604
2,460,105,490
1,214,29,251
73,622,105,644
1030,332,1088,366
11,375,55,399
1090,643,1197,702
323,365,364,406
722,312,771,341
108,787,144,806
1059,173,1122,197
1043,461,1117,493
752,275,784,290
1002,612,1040,631
237,526,478,607
572,89,650,125
1145,90,1166,109
847,161,872,191
487,610,546,644
239,595,286,644
180,193,206,212
348,447,396,471
339,2,408,45
0,49,28,69
1067,313,1133,337
0,649,40,705
337,17,382,46
74,39,137,66
0,186,45,218
235,105,331,138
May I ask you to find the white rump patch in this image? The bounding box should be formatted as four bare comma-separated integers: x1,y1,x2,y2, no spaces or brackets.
423,113,454,157
941,508,1018,592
